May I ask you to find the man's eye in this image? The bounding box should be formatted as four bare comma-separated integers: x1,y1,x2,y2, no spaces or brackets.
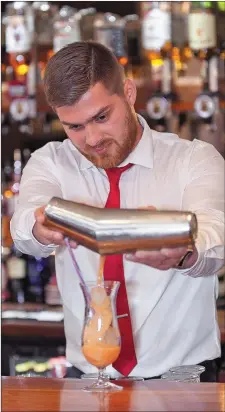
95,113,108,122
69,124,82,131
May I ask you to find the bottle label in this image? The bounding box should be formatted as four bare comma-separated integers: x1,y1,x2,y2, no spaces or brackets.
6,15,31,53
142,9,171,50
8,80,27,100
7,256,26,279
95,28,126,57
188,13,216,50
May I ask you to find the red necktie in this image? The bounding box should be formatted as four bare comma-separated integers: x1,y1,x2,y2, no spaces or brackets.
104,164,137,376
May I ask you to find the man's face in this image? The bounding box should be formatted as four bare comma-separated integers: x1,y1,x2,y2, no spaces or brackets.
56,81,139,169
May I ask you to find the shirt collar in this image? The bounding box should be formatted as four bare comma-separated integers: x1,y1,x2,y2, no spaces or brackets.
119,114,154,169
71,114,154,171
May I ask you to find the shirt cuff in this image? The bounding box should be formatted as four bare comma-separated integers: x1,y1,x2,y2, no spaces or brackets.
28,210,57,252
174,242,204,276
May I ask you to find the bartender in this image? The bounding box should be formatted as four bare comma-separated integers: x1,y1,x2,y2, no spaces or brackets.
11,41,224,382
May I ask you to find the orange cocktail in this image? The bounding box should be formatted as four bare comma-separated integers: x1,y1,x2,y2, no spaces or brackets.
80,281,122,392
82,343,120,368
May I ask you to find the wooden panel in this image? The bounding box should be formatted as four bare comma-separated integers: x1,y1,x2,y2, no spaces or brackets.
2,377,225,412
2,319,65,338
2,303,65,338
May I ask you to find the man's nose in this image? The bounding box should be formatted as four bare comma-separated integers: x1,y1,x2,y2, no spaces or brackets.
85,122,101,147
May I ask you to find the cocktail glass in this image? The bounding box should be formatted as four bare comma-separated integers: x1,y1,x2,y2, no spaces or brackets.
80,281,122,392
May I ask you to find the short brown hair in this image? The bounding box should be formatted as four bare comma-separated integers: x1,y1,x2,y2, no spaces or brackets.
44,41,125,109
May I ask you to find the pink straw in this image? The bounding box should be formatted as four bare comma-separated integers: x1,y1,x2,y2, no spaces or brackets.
64,237,91,304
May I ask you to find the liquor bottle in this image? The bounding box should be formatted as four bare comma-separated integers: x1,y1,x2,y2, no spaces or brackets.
32,1,55,52
219,40,225,101
6,244,27,303
2,184,14,249
1,112,10,136
171,2,192,139
26,255,51,303
79,8,96,41
140,2,173,129
32,1,57,104
4,148,22,215
140,1,172,69
93,13,128,67
172,2,192,76
124,14,145,85
2,149,22,249
53,6,81,54
217,1,225,48
217,2,225,100
45,253,62,306
188,1,217,60
22,147,31,167
4,1,33,128
1,247,10,302
2,12,9,116
189,2,219,121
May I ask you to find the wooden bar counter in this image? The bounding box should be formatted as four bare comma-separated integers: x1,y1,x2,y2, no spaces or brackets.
2,377,225,412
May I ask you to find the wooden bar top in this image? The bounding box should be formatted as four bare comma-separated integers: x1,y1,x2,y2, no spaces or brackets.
2,377,225,412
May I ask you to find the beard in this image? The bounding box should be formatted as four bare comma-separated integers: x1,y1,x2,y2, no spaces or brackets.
79,104,138,169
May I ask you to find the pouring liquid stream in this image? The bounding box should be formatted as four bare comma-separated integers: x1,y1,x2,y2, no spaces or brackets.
97,255,106,286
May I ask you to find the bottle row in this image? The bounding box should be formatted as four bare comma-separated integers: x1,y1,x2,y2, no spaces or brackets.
1,244,60,305
1,1,225,127
2,2,225,62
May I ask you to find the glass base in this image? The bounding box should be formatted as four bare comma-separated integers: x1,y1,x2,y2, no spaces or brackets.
81,373,110,380
83,380,123,392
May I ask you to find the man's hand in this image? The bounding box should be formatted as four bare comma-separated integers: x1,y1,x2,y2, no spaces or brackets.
126,205,198,270
125,245,198,270
32,205,78,248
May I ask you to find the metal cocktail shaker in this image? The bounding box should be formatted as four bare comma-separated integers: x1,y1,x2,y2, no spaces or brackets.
43,197,198,255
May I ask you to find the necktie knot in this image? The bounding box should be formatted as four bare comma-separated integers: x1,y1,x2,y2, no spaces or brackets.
105,163,133,186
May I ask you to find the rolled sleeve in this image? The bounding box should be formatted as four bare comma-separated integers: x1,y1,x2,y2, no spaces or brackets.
10,147,63,258
178,141,225,277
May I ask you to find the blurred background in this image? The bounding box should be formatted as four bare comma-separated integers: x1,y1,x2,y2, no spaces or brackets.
1,1,225,380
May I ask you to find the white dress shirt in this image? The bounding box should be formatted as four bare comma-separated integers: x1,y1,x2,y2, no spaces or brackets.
11,115,224,378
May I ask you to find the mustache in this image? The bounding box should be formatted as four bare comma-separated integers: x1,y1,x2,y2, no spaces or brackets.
85,138,115,151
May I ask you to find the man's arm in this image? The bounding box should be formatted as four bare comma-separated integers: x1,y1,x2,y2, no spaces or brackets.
178,141,224,277
10,149,64,257
126,141,224,277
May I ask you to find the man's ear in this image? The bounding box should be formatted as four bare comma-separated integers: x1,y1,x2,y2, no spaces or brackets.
123,78,137,106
